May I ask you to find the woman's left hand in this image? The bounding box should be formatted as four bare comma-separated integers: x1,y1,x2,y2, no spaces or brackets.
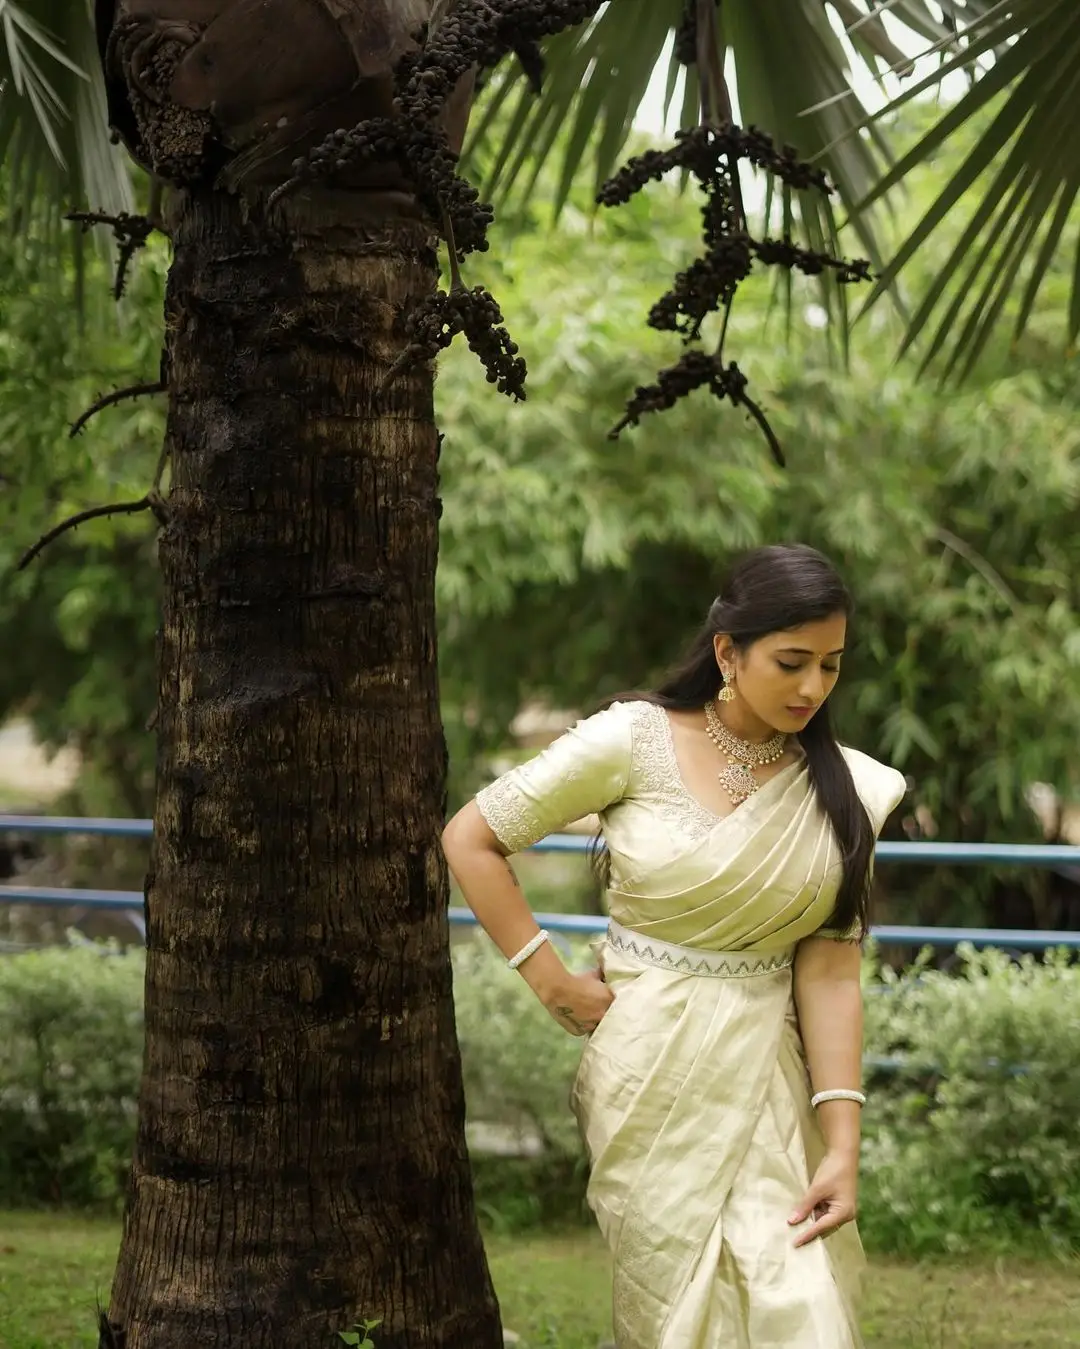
788,1149,858,1247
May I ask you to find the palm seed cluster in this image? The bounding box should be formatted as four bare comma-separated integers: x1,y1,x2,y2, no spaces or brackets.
274,0,870,440
382,286,525,401
598,0,871,456
272,0,606,402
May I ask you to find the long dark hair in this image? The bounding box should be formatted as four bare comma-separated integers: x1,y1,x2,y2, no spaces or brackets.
595,543,875,937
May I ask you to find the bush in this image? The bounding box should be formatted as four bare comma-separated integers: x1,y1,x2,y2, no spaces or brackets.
2,935,1078,1256
454,936,596,1232
859,943,1080,1256
0,938,143,1207
454,935,590,1162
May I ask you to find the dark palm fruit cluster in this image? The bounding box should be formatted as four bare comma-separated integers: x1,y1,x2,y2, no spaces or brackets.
401,287,526,401
649,228,753,337
400,123,495,258
612,350,720,434
388,1,601,257
394,1,603,123
280,4,604,397
269,118,400,208
461,288,528,400
610,353,784,466
275,2,603,237
600,112,871,453
271,115,493,256
597,124,831,210
673,0,721,67
646,169,750,338
752,237,871,284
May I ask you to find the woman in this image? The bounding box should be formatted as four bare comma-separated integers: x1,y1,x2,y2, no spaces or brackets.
442,544,906,1349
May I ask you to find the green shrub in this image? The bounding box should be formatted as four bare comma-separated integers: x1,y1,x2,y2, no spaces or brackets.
2,934,1078,1258
859,944,1080,1256
454,936,596,1233
0,938,143,1207
470,1152,592,1233
454,935,591,1162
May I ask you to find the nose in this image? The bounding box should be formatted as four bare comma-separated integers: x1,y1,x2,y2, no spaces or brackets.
797,671,825,706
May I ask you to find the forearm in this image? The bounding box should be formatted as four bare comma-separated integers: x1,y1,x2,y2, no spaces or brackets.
793,939,864,1158
442,812,570,1002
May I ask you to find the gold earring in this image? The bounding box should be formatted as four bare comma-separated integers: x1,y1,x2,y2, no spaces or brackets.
717,672,736,703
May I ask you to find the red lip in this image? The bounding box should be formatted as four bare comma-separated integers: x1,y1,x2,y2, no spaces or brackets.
788,706,815,716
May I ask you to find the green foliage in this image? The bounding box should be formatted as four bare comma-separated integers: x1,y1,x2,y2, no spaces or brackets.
0,940,143,1207
455,935,595,1231
853,2,1080,375
338,1319,380,1347
5,937,1078,1258
0,0,133,245
860,944,1080,1256
455,932,592,1164
3,115,1079,935
434,180,1080,927
0,202,166,820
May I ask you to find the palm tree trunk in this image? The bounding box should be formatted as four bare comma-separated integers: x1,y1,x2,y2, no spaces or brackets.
104,189,502,1348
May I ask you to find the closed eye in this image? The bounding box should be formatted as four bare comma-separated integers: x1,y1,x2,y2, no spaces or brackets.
777,661,841,674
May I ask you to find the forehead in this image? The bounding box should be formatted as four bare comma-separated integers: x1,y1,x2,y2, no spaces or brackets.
760,615,847,654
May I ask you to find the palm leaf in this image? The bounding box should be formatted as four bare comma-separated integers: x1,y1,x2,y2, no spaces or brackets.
0,0,132,247
852,0,1080,374
464,3,967,300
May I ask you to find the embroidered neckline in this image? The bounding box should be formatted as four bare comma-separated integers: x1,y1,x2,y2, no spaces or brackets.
637,702,804,835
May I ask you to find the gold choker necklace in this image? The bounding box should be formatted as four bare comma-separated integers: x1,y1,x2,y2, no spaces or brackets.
703,701,787,805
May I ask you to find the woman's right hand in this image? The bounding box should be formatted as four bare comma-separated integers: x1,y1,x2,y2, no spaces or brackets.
540,968,615,1037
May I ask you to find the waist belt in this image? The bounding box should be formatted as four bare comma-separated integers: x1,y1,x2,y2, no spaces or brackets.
605,919,794,978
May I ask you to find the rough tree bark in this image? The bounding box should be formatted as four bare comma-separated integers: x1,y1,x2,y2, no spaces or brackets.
95,3,503,1345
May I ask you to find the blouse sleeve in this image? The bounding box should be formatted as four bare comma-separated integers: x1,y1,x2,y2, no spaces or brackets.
817,755,907,941
474,702,634,854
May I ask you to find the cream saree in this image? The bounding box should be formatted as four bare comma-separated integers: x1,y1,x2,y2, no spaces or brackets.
476,699,906,1349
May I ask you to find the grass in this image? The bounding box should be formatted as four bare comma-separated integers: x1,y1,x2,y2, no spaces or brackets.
1,1211,1078,1348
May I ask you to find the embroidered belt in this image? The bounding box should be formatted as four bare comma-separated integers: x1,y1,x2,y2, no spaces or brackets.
605,920,794,979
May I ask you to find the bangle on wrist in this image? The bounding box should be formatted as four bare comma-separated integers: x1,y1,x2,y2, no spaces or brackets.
507,929,550,971
811,1088,866,1109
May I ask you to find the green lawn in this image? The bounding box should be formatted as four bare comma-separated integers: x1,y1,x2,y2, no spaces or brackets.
1,1210,1077,1348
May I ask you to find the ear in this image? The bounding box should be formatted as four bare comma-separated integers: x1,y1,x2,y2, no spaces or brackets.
712,633,733,672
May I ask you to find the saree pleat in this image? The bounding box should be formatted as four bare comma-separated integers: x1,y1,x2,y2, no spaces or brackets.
475,699,906,1347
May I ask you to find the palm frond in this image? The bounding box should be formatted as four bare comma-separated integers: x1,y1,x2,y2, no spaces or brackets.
0,0,132,247
852,0,1080,374
465,3,967,292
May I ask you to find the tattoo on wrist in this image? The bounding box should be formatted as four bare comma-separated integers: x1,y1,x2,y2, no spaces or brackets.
554,1004,597,1035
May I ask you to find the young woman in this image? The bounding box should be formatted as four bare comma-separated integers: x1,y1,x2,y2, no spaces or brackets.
442,544,906,1349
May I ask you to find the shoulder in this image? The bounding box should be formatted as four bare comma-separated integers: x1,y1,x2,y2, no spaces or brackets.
609,697,660,723
555,699,641,757
580,698,659,734
562,701,663,774
839,746,907,831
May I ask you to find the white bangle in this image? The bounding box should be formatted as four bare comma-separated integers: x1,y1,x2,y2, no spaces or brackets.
811,1088,867,1109
507,929,550,971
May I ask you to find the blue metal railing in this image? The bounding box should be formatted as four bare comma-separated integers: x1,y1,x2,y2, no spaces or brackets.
2,815,1080,951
